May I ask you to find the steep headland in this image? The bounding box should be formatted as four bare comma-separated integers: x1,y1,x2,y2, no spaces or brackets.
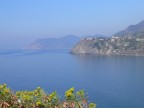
71,20,144,56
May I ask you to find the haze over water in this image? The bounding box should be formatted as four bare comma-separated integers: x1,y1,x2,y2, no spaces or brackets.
0,50,144,108
1,0,144,49
1,1,144,108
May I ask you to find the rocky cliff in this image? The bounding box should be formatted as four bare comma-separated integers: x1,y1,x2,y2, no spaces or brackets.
71,37,144,56
71,20,144,56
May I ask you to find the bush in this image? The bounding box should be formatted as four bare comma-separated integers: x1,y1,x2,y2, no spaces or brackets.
0,84,96,108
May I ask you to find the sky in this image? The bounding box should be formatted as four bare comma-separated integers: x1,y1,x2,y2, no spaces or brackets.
0,0,144,49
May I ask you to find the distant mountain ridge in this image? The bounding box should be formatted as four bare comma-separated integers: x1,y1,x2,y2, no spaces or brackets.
114,20,144,38
26,35,80,50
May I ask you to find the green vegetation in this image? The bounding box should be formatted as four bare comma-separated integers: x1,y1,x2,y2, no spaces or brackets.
0,84,96,108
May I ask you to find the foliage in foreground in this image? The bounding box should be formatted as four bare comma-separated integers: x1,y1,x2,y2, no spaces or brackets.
0,84,96,108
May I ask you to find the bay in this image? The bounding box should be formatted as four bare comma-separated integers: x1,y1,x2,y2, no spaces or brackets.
0,50,144,108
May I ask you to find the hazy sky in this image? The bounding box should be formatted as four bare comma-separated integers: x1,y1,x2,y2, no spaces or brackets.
0,0,144,49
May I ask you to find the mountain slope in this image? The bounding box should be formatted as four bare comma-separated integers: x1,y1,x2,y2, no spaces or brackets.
114,20,144,37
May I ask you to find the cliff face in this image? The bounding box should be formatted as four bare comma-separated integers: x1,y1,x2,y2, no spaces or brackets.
71,20,144,56
71,37,112,55
71,37,144,56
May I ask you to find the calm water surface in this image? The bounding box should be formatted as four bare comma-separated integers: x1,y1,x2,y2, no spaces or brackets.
0,50,144,108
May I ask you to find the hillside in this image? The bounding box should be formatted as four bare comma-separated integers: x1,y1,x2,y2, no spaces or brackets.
26,35,80,50
114,20,144,38
71,20,144,56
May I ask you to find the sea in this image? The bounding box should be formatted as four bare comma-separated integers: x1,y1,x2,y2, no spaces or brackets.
0,49,144,108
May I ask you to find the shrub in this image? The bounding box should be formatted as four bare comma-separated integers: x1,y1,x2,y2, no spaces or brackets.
0,84,96,108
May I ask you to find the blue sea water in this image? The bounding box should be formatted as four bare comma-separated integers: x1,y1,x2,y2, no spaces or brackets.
0,49,144,108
